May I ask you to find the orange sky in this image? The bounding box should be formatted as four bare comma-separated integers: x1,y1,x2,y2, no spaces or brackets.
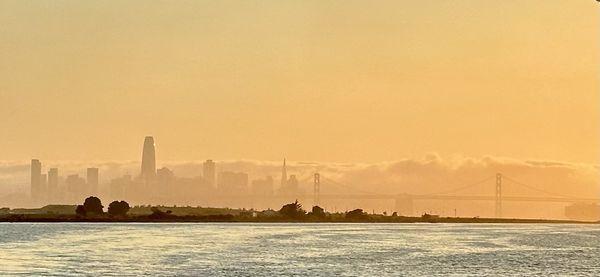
0,1,598,163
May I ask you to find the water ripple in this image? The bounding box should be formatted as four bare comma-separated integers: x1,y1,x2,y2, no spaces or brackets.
0,223,598,276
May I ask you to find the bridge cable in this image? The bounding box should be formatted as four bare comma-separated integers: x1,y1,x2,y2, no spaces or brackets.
420,175,495,196
502,176,579,199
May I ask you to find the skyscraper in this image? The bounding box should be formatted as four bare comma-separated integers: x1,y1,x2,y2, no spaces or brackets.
40,173,47,201
287,175,299,191
280,158,287,188
30,159,42,201
203,159,216,187
48,168,59,202
251,176,274,196
87,168,99,194
157,167,174,187
65,174,86,202
218,171,248,193
141,136,157,182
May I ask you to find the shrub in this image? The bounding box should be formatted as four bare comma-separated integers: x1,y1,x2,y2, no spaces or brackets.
83,196,104,215
346,209,367,220
107,201,130,216
75,205,86,217
279,200,306,219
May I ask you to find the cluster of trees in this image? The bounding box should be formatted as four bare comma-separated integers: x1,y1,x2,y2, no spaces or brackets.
278,200,327,219
75,196,130,217
71,198,385,221
277,200,372,220
345,209,367,220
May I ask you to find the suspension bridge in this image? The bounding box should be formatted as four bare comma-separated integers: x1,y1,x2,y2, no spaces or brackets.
289,173,600,217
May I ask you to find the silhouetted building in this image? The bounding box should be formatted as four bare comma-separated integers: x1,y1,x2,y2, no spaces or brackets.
157,167,175,187
203,160,216,187
47,168,59,202
30,159,42,201
39,173,47,201
218,171,248,193
65,174,86,202
87,168,99,194
155,167,175,197
280,158,287,188
110,174,132,200
141,136,157,182
279,174,301,196
288,175,298,189
251,176,274,196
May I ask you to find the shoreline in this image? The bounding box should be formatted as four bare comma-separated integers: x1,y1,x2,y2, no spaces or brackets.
1,215,596,224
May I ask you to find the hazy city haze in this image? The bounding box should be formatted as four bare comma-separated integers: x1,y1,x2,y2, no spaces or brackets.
1,138,599,219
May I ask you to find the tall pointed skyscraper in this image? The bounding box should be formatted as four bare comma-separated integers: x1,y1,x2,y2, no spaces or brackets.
280,158,287,187
141,136,157,182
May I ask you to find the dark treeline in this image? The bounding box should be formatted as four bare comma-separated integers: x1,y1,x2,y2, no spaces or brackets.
0,196,594,224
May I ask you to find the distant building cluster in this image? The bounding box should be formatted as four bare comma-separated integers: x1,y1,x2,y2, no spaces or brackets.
30,159,98,205
30,136,305,208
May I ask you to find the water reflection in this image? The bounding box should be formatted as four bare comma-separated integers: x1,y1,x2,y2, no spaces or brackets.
0,223,598,276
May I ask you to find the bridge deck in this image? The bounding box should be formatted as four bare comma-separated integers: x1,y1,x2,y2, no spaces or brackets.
213,194,600,203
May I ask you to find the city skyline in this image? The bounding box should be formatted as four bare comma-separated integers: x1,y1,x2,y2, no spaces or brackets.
1,135,595,220
23,136,302,205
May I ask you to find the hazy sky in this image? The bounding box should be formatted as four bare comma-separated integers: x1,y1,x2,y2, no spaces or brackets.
0,1,598,163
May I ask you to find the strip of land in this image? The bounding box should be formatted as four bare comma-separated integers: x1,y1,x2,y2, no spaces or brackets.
0,214,595,224
1,201,596,224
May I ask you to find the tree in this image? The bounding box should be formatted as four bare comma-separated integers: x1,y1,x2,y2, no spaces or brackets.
83,196,104,215
75,205,86,217
310,206,325,217
108,201,130,216
346,209,367,220
279,200,306,219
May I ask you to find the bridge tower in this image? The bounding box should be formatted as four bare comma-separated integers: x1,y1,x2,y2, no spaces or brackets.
313,173,321,207
495,173,502,218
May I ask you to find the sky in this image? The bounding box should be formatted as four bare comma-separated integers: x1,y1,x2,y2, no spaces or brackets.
0,0,598,164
